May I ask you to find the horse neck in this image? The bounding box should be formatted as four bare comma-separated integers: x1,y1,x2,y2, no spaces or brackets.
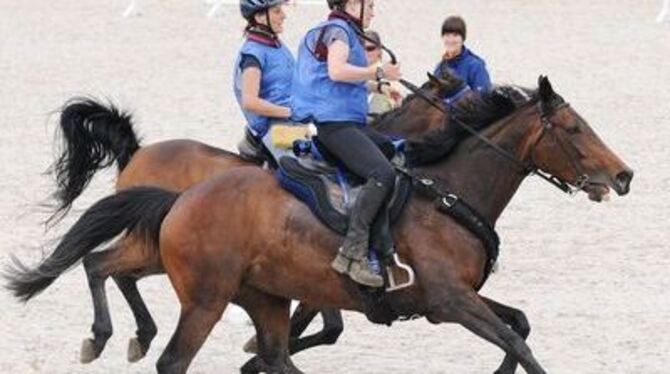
372,95,444,138
416,104,540,225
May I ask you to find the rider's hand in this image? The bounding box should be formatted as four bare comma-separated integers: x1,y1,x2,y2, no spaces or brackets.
381,84,403,107
381,62,402,81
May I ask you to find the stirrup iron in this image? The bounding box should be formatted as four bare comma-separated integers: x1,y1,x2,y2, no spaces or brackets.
385,253,415,292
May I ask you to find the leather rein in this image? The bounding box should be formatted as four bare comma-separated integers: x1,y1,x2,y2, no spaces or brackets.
353,26,589,196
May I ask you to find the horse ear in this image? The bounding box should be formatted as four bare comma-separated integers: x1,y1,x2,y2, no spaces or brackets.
538,75,555,102
427,72,443,87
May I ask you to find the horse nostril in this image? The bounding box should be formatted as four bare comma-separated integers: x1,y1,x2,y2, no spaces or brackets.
615,170,634,193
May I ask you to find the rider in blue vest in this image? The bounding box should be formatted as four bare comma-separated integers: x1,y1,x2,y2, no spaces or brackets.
292,0,402,288
433,15,492,93
234,0,295,166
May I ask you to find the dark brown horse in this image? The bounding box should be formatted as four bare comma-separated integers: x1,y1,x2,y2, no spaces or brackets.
8,76,633,373
44,72,467,362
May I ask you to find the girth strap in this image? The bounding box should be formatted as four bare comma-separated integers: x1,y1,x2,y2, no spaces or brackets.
395,166,500,291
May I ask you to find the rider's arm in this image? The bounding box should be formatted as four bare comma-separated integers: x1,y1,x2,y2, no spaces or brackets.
240,66,291,119
327,40,377,82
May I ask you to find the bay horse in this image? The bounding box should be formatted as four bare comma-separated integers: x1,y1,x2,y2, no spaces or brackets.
8,76,633,373
45,72,467,362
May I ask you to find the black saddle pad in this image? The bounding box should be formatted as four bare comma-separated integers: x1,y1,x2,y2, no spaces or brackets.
276,156,412,235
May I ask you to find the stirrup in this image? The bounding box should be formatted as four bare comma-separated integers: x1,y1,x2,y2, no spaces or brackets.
385,253,415,292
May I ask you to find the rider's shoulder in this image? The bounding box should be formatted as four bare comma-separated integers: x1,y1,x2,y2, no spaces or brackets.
462,47,488,67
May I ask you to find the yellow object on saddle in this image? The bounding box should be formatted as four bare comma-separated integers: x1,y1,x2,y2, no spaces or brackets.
270,124,312,149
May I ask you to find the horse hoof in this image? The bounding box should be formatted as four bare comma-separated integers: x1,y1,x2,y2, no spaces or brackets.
80,338,100,364
243,336,258,354
127,337,147,363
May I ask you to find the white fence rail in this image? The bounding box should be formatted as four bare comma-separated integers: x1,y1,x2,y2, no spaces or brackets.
123,0,324,18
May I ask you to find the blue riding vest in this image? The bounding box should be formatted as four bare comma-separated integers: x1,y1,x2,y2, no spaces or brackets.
291,18,369,125
233,35,295,137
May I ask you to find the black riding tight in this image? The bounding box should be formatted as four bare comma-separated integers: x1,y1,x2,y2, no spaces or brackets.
316,123,396,191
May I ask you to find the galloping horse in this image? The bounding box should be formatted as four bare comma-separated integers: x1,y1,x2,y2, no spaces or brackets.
8,77,633,373
45,72,467,362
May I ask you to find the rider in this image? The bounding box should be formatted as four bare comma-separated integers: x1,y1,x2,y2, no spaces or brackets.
292,0,402,288
234,0,295,166
365,30,403,119
433,15,492,93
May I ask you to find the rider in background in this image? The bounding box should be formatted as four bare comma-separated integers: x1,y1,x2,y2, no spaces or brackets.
234,0,294,166
433,15,492,93
364,30,403,120
292,0,402,288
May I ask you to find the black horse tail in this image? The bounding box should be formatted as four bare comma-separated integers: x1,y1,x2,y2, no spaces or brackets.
48,97,141,224
5,187,178,303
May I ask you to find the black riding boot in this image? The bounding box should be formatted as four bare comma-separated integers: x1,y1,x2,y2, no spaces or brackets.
370,205,394,261
331,178,389,288
236,129,266,165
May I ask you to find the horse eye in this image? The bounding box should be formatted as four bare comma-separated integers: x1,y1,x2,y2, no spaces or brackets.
566,125,580,134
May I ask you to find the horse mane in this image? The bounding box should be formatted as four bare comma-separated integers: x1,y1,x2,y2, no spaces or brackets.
405,85,535,165
370,81,434,129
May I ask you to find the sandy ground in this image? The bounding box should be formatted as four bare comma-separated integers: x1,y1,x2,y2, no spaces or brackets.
1,0,669,373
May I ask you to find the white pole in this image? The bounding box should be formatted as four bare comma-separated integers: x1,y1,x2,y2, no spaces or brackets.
658,0,670,23
123,0,143,17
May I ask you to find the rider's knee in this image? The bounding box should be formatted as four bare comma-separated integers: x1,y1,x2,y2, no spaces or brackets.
370,166,395,192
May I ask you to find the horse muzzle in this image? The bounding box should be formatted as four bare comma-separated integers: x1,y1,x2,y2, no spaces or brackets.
583,168,633,202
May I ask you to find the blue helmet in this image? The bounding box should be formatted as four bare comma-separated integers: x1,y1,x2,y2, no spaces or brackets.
240,0,286,20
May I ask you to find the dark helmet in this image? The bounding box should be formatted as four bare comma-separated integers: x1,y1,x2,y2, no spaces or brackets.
240,0,286,20
441,15,467,40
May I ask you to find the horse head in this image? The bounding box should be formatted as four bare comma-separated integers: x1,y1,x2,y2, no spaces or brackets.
524,76,634,201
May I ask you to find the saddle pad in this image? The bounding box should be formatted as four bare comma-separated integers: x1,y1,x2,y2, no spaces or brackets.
277,156,412,236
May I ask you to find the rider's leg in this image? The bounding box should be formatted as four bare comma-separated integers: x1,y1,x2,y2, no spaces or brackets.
317,123,395,288
237,127,266,165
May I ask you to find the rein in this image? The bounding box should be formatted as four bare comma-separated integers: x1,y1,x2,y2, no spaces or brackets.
353,26,588,196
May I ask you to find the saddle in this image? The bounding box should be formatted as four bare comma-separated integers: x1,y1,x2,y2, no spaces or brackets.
276,152,412,237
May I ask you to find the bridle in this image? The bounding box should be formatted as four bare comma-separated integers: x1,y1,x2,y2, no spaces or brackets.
528,102,590,194
350,24,590,196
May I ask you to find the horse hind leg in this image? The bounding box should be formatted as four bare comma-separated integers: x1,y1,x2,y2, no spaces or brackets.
113,275,159,362
157,243,243,373
156,301,228,374
481,296,531,374
80,237,160,363
80,247,118,363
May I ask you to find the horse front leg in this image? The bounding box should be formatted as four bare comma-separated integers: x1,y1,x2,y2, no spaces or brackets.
288,307,343,355
481,296,532,374
430,290,546,374
239,290,304,374
244,303,344,356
